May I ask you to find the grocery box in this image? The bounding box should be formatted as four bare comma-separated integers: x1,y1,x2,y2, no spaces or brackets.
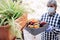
24,24,48,36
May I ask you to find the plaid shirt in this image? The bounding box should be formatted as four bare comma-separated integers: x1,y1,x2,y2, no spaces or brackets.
41,13,60,40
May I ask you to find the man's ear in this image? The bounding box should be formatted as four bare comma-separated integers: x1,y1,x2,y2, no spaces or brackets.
55,6,57,10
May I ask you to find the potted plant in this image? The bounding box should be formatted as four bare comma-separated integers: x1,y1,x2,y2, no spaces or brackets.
0,0,26,40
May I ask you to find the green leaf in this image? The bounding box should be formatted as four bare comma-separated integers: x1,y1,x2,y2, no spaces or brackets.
0,17,7,26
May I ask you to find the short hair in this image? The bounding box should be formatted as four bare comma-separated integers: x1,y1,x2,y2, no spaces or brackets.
47,0,57,7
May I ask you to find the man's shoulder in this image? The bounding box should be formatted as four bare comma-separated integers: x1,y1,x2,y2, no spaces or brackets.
56,13,60,17
55,13,60,20
42,13,48,17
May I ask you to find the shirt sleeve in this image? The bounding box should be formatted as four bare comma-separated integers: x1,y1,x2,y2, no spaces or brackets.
58,17,60,28
40,15,44,21
40,13,47,21
53,17,60,34
40,13,46,21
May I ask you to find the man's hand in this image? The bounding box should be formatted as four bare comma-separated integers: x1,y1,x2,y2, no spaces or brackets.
46,25,53,32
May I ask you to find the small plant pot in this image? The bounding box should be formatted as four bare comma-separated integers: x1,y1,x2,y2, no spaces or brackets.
0,25,14,40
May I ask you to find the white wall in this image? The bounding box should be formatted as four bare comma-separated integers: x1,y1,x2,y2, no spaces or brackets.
22,0,60,20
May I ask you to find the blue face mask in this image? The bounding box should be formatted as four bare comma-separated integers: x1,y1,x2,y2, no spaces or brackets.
48,7,55,13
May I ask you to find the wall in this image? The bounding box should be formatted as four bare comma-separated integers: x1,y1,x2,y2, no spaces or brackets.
22,0,60,20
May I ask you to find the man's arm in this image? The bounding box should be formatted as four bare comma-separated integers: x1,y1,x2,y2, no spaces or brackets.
53,17,60,34
40,13,46,21
58,17,60,28
40,15,43,21
40,13,48,21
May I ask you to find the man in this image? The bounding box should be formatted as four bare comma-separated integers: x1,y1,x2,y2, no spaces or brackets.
41,0,60,40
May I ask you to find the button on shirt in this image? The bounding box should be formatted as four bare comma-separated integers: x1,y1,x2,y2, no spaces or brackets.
40,13,60,40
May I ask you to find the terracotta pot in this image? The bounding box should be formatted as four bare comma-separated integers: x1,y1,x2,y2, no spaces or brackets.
15,13,27,30
0,25,14,40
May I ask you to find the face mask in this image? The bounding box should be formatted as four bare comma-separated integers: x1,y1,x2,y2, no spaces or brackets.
48,7,55,13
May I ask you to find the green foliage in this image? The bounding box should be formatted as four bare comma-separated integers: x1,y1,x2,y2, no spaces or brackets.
0,0,25,26
0,0,25,39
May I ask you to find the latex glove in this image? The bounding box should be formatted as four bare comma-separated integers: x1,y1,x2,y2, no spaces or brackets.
46,25,53,32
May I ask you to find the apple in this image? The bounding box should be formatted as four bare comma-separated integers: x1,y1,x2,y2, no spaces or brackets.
34,25,39,29
28,21,35,25
28,25,34,28
40,22,47,27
